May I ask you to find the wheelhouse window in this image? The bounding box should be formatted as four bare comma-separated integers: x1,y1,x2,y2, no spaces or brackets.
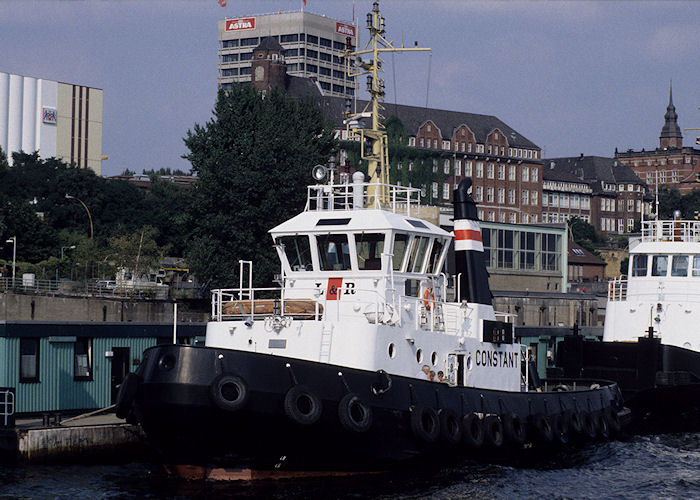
392,233,409,271
693,256,700,276
316,234,351,271
427,238,445,274
356,233,385,270
631,255,648,276
20,338,39,383
651,255,668,277
74,338,93,380
407,236,430,273
671,255,688,277
278,235,313,271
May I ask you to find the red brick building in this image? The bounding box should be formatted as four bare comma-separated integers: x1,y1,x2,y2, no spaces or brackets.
615,86,700,195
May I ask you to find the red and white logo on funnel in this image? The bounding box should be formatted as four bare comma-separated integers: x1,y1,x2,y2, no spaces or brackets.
454,219,483,252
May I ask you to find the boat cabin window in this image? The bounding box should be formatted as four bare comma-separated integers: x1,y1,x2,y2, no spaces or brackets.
428,238,445,274
277,235,313,271
631,255,647,276
407,236,430,273
693,256,700,277
356,233,385,270
316,234,351,271
671,255,688,277
392,233,409,271
651,255,668,277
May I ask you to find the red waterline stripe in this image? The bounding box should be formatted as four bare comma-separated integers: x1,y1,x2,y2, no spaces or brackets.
454,229,482,242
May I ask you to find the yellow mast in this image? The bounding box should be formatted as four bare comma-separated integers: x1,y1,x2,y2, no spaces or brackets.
344,0,430,206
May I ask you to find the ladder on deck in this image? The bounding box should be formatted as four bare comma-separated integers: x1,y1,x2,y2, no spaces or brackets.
319,323,333,363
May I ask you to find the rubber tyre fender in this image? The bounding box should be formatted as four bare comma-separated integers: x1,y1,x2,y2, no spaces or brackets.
565,410,583,434
502,412,526,446
462,412,484,449
483,415,504,448
115,372,139,419
338,393,373,433
580,411,597,439
597,411,610,439
410,405,440,444
604,406,621,435
552,413,570,445
531,413,554,444
284,385,323,425
209,374,250,412
439,409,462,446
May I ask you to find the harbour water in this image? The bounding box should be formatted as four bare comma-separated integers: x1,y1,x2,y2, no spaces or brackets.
1,432,698,499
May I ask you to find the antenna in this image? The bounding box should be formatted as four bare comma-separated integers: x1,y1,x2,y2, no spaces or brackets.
343,0,430,206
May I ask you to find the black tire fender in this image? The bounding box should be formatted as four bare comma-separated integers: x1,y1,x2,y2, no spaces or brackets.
115,372,139,419
483,415,504,448
597,411,610,439
581,411,597,439
439,409,462,446
605,406,621,434
284,385,323,425
410,405,440,443
566,410,583,434
338,393,373,433
502,412,526,446
209,374,250,412
552,413,570,445
531,413,554,443
462,412,484,448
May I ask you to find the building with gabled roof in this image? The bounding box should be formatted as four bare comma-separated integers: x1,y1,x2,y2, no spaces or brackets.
545,155,651,235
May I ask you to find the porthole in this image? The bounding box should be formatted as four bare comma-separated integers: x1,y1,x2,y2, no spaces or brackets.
431,352,437,365
466,355,473,371
416,349,423,363
388,343,396,358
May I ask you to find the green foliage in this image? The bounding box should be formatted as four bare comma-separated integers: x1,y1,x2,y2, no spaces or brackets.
619,256,629,275
109,226,163,278
183,86,336,288
568,217,603,256
143,168,190,176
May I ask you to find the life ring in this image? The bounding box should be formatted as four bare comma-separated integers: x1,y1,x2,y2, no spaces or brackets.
580,411,597,439
410,405,440,443
423,287,435,310
502,412,526,446
338,393,373,433
531,413,554,443
565,410,583,434
604,406,621,434
483,415,504,447
552,413,570,445
284,385,323,425
115,372,139,419
439,409,462,446
462,412,484,448
209,374,250,412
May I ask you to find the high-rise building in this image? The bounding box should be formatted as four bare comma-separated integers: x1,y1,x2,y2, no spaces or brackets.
0,71,103,174
217,10,357,98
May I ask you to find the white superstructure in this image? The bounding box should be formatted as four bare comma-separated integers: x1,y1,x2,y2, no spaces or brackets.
206,176,522,392
605,216,700,352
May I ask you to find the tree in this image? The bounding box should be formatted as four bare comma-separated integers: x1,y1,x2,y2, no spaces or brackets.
183,85,336,288
568,217,602,256
109,226,163,279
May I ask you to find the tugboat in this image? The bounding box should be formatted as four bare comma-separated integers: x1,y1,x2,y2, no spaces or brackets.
558,212,700,432
117,1,627,476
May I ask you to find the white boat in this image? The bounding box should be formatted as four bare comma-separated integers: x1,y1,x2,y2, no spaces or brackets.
116,1,627,476
559,213,700,432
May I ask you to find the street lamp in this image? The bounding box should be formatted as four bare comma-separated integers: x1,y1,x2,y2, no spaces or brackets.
65,194,94,239
5,236,16,287
61,245,76,260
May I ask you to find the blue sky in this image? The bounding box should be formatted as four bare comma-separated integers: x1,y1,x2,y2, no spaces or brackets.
2,0,699,177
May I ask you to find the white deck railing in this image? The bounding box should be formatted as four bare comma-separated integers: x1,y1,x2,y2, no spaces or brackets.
608,276,627,301
642,219,700,243
305,182,422,216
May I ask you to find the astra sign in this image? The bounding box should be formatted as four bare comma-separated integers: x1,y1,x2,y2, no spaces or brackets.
335,22,355,37
225,17,255,31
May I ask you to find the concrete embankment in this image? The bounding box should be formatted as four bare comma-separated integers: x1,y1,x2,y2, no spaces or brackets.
2,412,153,465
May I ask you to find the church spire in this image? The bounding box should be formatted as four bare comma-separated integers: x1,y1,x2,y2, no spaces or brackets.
660,80,682,149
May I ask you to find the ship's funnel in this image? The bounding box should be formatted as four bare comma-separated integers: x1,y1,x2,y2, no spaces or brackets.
453,178,492,305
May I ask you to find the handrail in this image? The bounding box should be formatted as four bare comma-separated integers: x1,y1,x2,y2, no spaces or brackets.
0,389,15,427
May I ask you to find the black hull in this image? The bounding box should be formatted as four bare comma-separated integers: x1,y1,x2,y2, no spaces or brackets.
557,336,700,433
128,344,625,469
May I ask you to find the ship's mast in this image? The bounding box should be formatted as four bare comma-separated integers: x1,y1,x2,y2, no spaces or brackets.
344,0,429,205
